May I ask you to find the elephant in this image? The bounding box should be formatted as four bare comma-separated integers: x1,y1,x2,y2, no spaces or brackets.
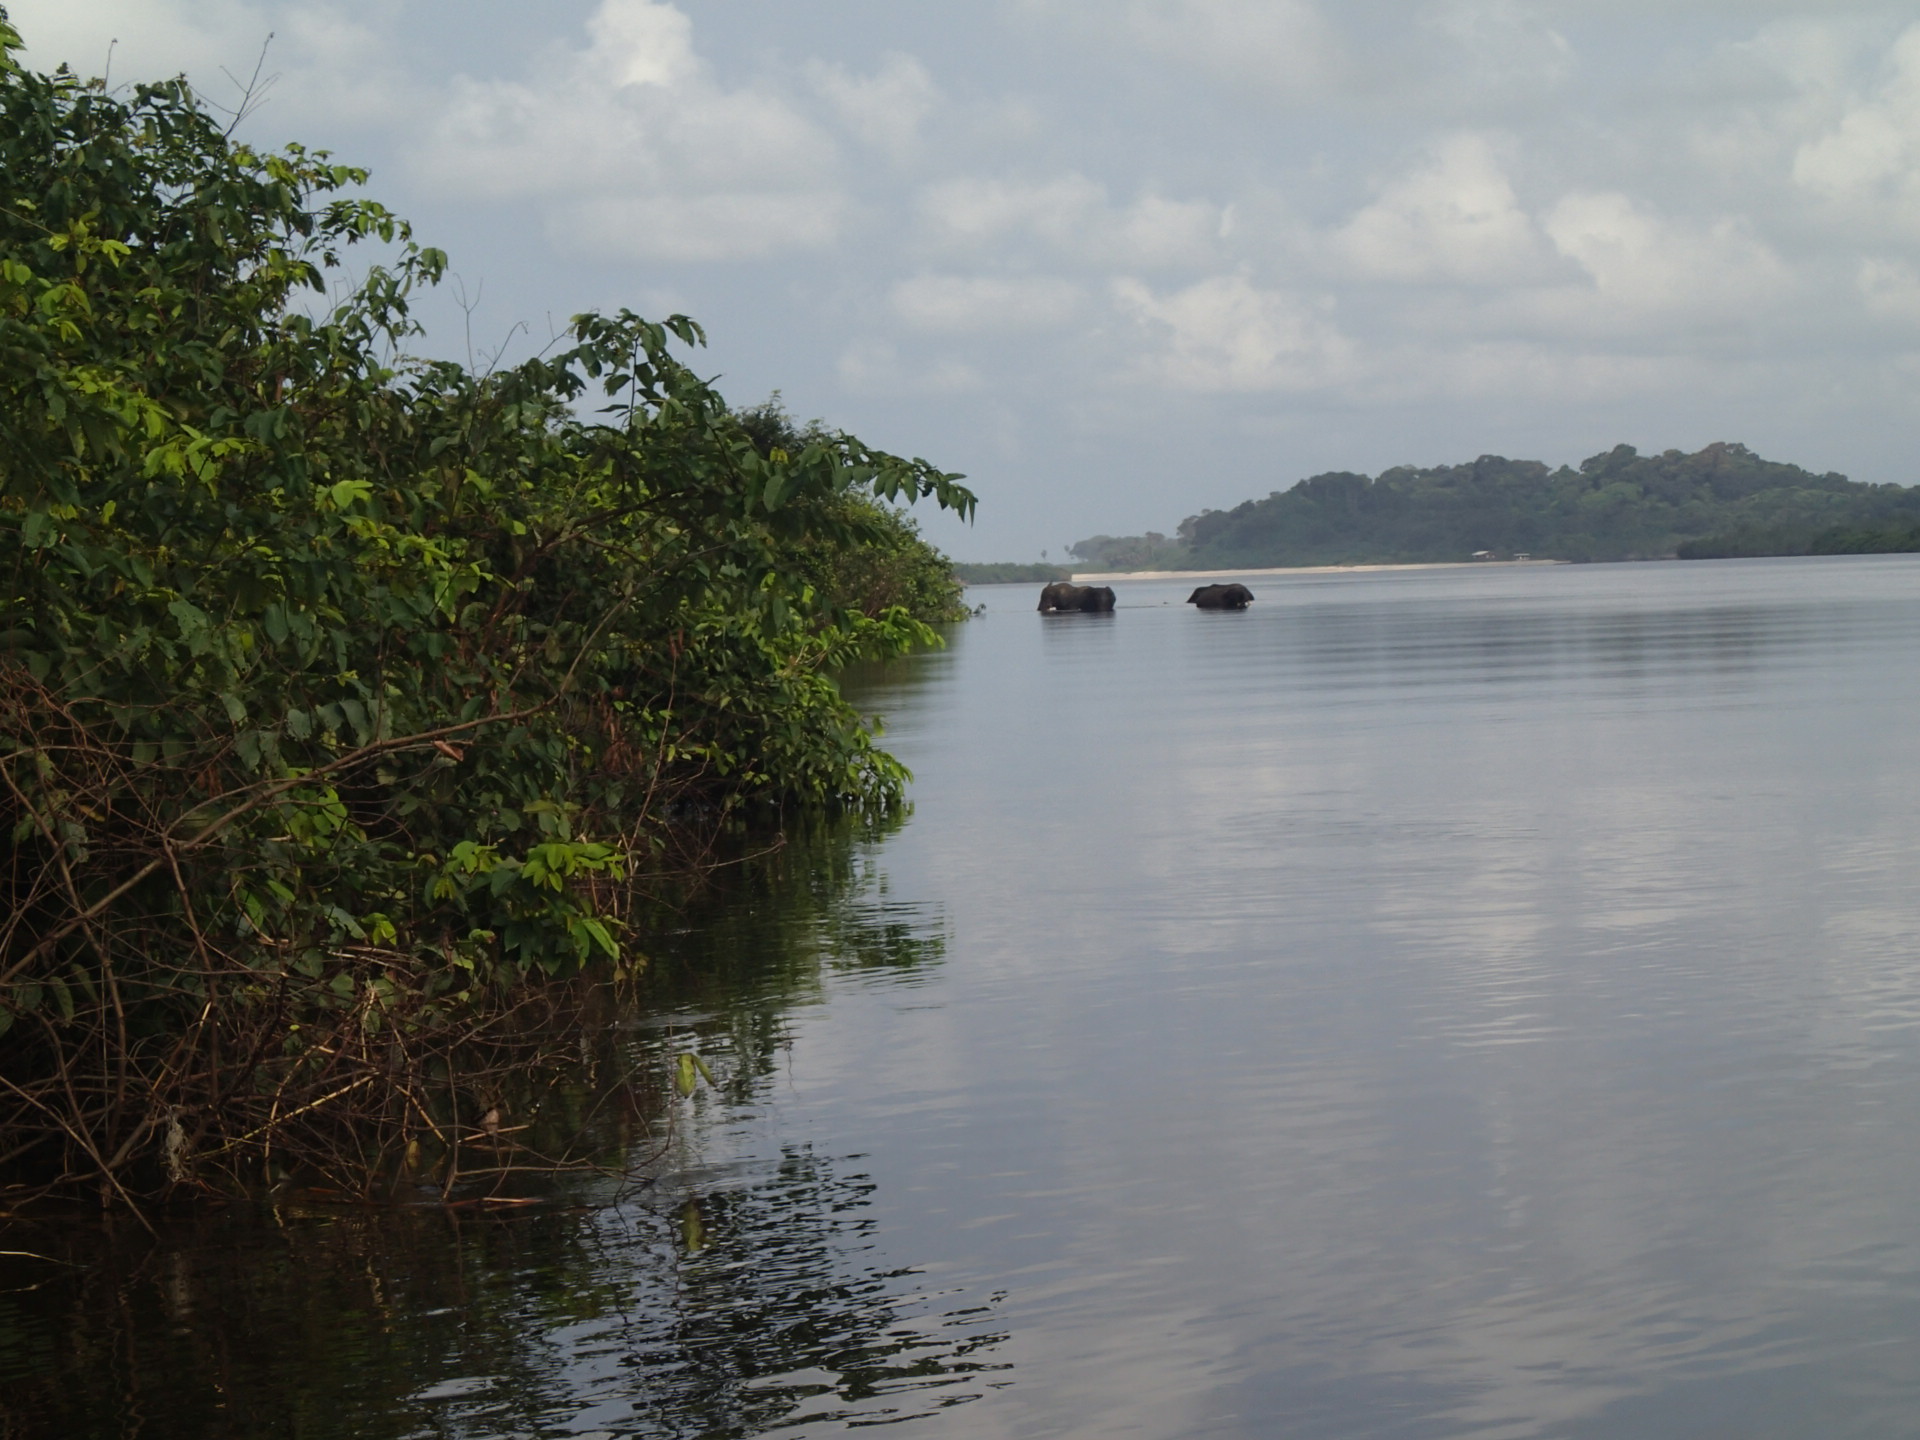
1037,582,1118,613
1188,583,1254,609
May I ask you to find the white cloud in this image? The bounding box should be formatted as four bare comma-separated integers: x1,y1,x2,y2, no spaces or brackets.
8,0,400,130
1540,191,1792,324
1425,0,1575,95
918,174,1105,249
1734,16,1861,98
1114,0,1347,97
583,0,696,88
563,193,845,263
1384,342,1699,403
10,0,264,82
1004,0,1347,98
917,174,1223,267
1114,194,1228,267
1332,133,1554,284
415,0,844,262
428,65,829,197
1859,258,1920,324
1113,274,1355,392
890,275,1085,333
1791,22,1920,229
811,53,941,162
837,338,983,394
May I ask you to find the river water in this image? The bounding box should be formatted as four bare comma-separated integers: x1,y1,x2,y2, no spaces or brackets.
10,556,1920,1438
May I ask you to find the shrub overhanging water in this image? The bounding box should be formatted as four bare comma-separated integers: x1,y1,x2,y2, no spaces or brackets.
0,13,973,1208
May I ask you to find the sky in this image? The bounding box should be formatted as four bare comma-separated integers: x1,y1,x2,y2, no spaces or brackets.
12,0,1920,561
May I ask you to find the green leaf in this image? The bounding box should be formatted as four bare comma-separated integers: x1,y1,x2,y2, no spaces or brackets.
325,478,374,512
577,916,618,960
761,467,791,511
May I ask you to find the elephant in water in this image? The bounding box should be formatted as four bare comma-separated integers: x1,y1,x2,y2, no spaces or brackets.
1037,582,1118,613
1188,583,1254,609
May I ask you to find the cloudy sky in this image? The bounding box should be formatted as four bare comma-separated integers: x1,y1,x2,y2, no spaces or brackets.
13,1,1920,560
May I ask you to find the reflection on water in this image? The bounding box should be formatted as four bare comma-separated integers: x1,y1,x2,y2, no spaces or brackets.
14,555,1920,1438
0,1144,1008,1439
836,557,1920,1438
0,820,1006,1440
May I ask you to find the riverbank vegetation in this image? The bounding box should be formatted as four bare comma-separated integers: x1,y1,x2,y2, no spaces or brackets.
1676,518,1920,559
950,561,1069,585
1,815,964,1436
1059,532,1188,573
0,16,971,1210
1071,443,1920,569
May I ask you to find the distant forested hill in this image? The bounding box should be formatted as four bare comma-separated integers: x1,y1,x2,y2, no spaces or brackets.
1070,444,1920,570
951,561,1070,584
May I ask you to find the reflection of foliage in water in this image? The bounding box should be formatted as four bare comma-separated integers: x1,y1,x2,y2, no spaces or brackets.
0,1143,1007,1438
649,812,946,991
0,816,997,1439
598,1147,1009,1436
632,811,948,1103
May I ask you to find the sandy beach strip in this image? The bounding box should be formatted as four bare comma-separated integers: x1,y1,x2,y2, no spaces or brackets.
1066,559,1569,582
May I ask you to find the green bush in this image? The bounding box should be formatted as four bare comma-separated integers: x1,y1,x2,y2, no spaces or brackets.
735,397,968,623
0,16,971,1201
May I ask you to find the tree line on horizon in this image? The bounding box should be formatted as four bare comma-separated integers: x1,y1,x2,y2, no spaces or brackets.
1038,443,1920,575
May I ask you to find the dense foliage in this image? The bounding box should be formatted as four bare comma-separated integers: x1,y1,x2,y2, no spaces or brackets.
1678,518,1920,559
1810,521,1920,555
734,397,967,622
0,17,971,1203
1063,532,1186,572
1073,443,1920,569
950,562,1069,585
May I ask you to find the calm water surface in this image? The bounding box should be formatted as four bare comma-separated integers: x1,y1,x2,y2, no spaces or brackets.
10,556,1920,1438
